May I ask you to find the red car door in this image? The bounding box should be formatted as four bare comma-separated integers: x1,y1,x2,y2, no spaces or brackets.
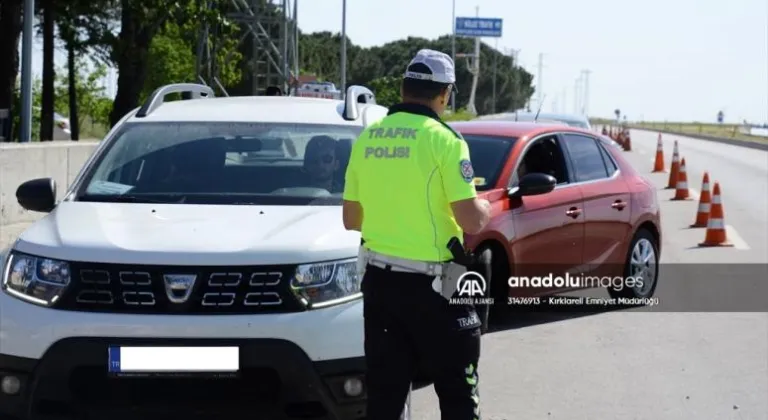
561,133,632,279
508,133,586,297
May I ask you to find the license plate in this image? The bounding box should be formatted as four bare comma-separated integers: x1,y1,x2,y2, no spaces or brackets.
108,346,239,375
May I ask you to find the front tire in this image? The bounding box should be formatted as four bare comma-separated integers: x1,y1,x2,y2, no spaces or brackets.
608,228,659,299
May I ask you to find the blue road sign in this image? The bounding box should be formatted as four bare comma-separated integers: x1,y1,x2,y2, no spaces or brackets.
455,17,503,37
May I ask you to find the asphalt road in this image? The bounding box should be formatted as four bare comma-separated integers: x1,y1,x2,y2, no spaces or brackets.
410,129,768,420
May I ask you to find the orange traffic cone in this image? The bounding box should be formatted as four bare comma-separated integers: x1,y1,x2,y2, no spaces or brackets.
652,134,665,172
666,140,680,189
698,183,733,247
690,172,711,228
671,157,692,200
624,132,632,151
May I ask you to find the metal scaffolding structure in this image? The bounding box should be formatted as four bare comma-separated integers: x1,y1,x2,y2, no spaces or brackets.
196,0,299,96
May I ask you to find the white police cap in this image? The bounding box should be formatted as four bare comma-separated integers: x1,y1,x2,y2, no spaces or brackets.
404,49,456,84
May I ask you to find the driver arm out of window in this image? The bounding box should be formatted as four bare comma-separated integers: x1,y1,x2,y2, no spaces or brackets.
441,135,491,234
342,146,362,231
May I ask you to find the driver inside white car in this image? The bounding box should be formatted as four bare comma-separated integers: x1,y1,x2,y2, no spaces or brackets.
303,135,343,193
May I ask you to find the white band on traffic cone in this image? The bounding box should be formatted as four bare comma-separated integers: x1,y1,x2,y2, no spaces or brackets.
701,182,710,190
707,218,725,229
698,203,711,212
676,182,688,189
711,195,721,204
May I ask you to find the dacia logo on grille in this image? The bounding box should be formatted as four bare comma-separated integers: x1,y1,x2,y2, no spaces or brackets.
163,274,197,303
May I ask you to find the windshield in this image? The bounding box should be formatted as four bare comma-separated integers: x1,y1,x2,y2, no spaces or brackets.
77,122,362,205
462,134,516,190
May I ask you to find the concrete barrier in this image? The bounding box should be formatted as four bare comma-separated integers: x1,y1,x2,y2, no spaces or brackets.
0,142,99,247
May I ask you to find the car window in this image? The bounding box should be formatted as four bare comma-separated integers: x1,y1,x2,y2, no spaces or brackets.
514,135,570,186
461,134,516,190
562,134,609,182
598,143,618,174
77,122,362,205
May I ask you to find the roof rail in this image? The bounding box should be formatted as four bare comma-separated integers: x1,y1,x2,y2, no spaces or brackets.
135,83,214,118
342,85,377,121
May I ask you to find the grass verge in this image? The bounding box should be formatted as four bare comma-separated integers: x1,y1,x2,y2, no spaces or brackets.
443,109,476,122
590,119,768,145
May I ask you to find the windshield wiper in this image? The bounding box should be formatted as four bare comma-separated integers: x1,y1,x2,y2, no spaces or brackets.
78,194,185,204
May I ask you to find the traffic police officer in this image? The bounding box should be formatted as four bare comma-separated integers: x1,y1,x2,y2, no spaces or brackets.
342,49,492,420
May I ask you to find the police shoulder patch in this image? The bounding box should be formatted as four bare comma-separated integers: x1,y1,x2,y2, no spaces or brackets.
460,159,474,183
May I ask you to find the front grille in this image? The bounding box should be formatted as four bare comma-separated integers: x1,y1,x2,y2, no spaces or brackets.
55,263,305,314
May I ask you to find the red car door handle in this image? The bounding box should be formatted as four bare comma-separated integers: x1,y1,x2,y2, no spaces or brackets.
611,200,627,210
566,207,581,218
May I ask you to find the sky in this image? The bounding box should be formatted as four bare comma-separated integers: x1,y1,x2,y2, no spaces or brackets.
30,0,768,123
296,0,768,123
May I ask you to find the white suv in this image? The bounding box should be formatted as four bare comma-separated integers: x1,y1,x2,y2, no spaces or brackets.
0,84,410,419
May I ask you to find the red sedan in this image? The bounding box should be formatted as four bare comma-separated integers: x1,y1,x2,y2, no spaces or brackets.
449,121,662,327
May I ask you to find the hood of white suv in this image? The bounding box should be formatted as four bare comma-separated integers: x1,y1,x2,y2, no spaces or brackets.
14,202,361,265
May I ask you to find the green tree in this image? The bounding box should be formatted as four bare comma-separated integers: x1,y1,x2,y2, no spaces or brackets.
0,0,23,141
107,0,240,126
10,78,43,141
142,6,242,102
367,76,400,108
295,32,534,115
54,62,111,137
56,0,117,139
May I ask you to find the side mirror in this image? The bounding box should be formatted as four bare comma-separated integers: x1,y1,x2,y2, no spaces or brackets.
508,173,557,198
16,178,56,213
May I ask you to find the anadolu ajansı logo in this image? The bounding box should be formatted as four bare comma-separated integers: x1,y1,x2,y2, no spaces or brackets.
450,271,494,306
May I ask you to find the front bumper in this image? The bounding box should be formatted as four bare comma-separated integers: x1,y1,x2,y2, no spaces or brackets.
0,338,367,420
0,289,363,362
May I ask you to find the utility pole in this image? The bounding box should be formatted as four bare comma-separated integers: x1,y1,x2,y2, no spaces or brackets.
581,69,591,116
20,0,35,142
294,0,299,90
536,53,544,111
492,38,498,113
466,6,481,115
508,48,520,68
573,75,582,115
451,0,457,112
340,0,347,94
282,0,289,93
562,88,567,115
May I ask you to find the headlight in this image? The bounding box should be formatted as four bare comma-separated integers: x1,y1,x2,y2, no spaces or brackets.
290,258,360,309
1,252,71,306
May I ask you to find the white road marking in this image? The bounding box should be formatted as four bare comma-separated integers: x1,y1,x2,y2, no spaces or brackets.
725,225,751,250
